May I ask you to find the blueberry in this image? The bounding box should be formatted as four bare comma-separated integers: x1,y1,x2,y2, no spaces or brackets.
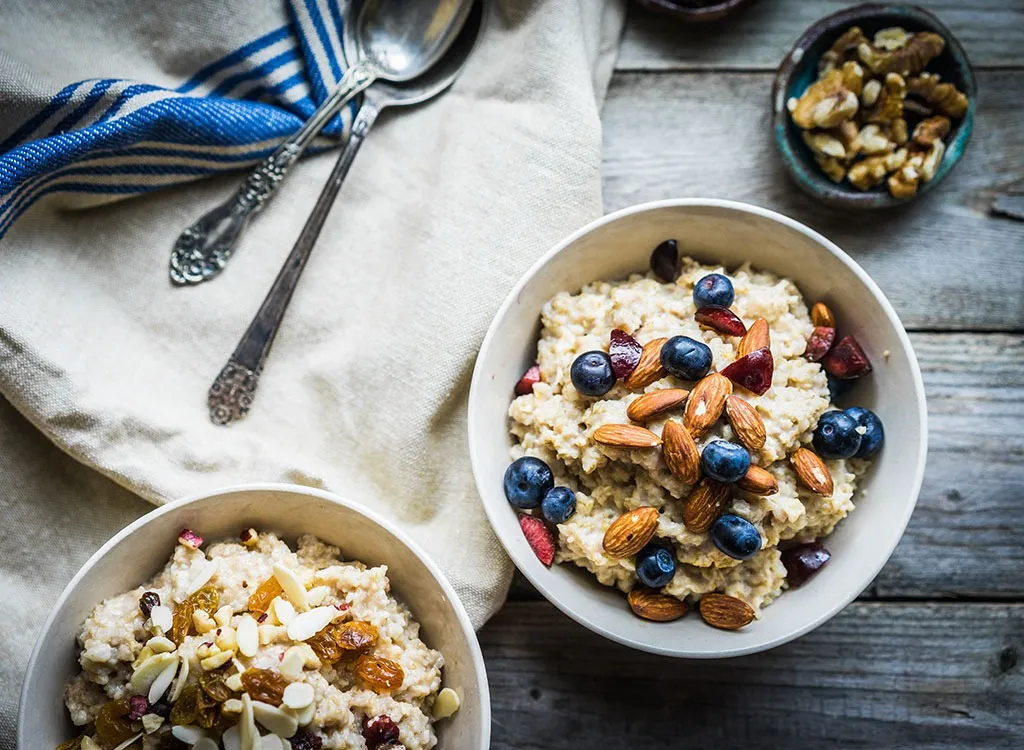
503,457,554,509
660,336,713,381
693,273,734,309
635,542,676,588
701,440,751,483
826,374,853,403
710,514,762,561
812,410,863,459
541,486,577,524
570,351,616,397
845,406,885,458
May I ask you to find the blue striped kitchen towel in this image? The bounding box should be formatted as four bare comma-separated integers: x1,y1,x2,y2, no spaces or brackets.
0,0,359,241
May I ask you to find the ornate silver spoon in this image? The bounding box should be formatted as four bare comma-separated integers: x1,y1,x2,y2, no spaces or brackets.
169,0,474,286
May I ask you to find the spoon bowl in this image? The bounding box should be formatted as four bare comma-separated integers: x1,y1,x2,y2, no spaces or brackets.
357,0,476,82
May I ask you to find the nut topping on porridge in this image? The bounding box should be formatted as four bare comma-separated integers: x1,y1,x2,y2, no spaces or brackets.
505,247,886,630
60,530,457,749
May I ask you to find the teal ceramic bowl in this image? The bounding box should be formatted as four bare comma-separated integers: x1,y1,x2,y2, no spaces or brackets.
772,3,976,209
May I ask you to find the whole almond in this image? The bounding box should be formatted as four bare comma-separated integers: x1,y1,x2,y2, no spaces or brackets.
682,478,730,533
737,318,770,358
791,447,834,497
735,465,779,496
628,588,688,622
811,302,836,329
627,388,690,423
683,373,732,437
699,593,755,630
603,507,660,558
593,424,662,448
725,395,766,452
661,420,701,485
624,338,668,391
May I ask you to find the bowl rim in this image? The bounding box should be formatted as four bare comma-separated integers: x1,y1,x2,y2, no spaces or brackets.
18,482,491,746
468,197,928,657
633,0,759,23
771,2,977,209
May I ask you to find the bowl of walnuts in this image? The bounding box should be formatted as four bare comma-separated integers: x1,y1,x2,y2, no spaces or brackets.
772,3,976,209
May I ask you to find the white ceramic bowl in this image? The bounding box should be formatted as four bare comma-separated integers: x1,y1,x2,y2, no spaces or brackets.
19,483,490,747
469,199,927,658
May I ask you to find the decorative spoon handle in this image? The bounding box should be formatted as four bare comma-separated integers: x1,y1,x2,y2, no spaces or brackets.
169,64,377,286
207,100,381,426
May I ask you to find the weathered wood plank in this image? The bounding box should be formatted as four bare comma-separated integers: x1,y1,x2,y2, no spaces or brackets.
601,70,1024,331
482,601,1024,749
619,0,1024,71
508,333,1024,602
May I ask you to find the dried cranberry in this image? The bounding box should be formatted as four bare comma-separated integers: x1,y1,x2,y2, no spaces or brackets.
721,347,774,396
514,364,542,396
650,239,681,282
781,542,832,587
139,591,160,619
822,335,872,379
804,326,836,362
289,729,324,750
126,695,149,721
609,329,642,380
362,715,401,749
694,305,747,337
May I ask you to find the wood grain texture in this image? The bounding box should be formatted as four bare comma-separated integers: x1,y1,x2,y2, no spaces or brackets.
508,334,1024,601
619,0,1024,71
481,601,1024,750
601,70,1024,331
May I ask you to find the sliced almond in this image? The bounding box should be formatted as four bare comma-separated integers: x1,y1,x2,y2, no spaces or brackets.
626,388,690,423
683,373,732,437
593,424,662,448
661,420,701,485
699,593,755,630
252,700,299,737
272,564,309,612
282,682,315,710
811,302,836,328
602,507,660,558
149,604,173,634
735,465,779,496
623,338,668,390
169,649,190,702
791,447,834,497
682,478,730,533
271,597,296,626
148,654,180,704
186,559,218,595
201,649,234,671
737,318,770,358
279,646,307,680
129,652,177,694
236,614,259,657
287,605,344,642
433,687,462,719
627,588,688,622
725,395,766,452
288,700,316,726
145,635,176,654
239,694,259,750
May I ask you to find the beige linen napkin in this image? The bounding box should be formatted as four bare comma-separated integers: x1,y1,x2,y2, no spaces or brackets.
0,0,627,738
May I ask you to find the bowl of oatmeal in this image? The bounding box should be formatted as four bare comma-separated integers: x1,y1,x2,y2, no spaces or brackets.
20,483,489,749
468,198,927,657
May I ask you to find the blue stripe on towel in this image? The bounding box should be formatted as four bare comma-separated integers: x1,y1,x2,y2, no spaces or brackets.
177,25,292,94
0,81,82,152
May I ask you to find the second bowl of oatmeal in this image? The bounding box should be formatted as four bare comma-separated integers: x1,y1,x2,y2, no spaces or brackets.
469,199,926,658
20,483,489,749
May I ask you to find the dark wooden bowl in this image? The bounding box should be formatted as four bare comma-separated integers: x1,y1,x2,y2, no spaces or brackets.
772,3,976,209
634,0,759,24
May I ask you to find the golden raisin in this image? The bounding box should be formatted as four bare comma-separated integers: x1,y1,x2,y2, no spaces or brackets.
198,666,234,703
247,576,284,615
169,684,200,725
354,655,405,694
169,584,220,645
94,697,134,749
240,668,286,706
307,620,378,664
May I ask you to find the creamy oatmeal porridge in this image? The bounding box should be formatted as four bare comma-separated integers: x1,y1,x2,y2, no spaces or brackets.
505,247,883,629
59,530,460,749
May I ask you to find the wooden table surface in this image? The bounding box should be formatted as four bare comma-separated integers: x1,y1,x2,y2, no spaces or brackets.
480,2,1024,747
